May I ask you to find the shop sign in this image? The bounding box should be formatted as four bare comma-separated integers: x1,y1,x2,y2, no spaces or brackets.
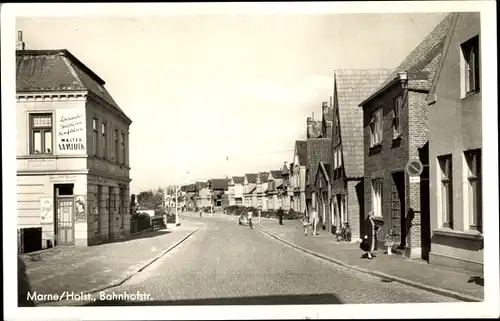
56,109,86,155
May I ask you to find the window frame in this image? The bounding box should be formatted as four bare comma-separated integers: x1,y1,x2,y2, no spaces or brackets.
461,35,480,95
29,113,53,155
120,132,125,164
96,185,102,233
113,129,119,162
438,155,454,229
371,179,383,218
370,108,383,147
465,149,482,232
92,118,99,156
393,95,403,139
101,121,108,159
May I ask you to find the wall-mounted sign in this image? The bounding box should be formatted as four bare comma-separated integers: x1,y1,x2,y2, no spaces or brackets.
40,198,53,224
49,175,77,183
75,195,87,222
405,159,424,177
56,109,86,155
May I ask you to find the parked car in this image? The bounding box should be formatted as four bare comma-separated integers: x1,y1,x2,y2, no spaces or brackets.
238,213,249,226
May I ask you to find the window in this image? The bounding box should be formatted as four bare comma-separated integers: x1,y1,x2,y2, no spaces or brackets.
92,118,98,156
120,132,125,164
393,95,403,138
461,35,480,94
371,179,383,218
370,108,383,147
114,129,119,161
96,185,102,233
438,155,453,229
30,113,53,154
101,122,107,158
110,187,116,211
465,150,482,232
120,186,126,228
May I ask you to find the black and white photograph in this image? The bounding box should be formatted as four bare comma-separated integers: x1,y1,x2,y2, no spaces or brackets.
1,2,498,320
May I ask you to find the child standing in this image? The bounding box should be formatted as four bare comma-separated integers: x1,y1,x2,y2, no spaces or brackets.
302,214,310,236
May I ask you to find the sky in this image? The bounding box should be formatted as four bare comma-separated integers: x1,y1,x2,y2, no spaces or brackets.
16,12,448,193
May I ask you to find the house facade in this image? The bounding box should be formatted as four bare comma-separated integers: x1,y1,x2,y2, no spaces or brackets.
314,162,332,231
209,178,229,210
243,173,258,207
305,115,326,215
228,176,244,206
182,184,197,211
256,172,269,211
426,13,483,272
331,69,393,240
291,141,307,214
16,44,132,247
266,170,283,210
195,181,212,209
360,14,453,259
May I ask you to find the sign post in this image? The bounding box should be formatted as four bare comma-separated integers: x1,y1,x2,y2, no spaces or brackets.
405,159,424,183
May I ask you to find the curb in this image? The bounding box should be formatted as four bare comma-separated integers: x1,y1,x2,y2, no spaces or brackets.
257,226,482,303
35,228,199,306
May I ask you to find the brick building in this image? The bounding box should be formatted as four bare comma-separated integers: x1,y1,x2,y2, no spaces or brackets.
331,69,393,240
314,162,332,229
16,37,132,247
360,14,453,259
426,13,483,272
291,140,307,214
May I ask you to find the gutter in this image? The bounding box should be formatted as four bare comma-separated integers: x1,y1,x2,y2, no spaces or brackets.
359,71,408,108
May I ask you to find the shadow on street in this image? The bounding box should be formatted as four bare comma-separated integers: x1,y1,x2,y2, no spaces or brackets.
108,230,172,244
467,276,484,287
18,256,36,307
84,293,343,306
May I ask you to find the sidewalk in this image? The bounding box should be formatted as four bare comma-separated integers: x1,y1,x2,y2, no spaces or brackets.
18,223,199,305
257,219,484,302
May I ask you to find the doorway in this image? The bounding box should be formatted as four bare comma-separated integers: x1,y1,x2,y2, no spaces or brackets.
54,184,75,246
391,172,406,249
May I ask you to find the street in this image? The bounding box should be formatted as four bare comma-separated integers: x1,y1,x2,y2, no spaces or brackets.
86,214,458,305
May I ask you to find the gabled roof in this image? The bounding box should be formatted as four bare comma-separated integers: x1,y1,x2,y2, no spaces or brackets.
210,178,229,190
195,181,208,190
360,13,453,106
245,173,258,184
257,172,269,184
231,176,245,185
281,163,290,176
334,69,393,178
294,140,307,166
269,170,282,180
427,13,463,101
315,161,331,185
182,184,197,193
306,138,332,186
16,49,131,124
245,184,257,194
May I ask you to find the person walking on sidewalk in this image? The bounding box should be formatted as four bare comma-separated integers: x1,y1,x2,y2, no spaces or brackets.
301,212,311,236
248,210,254,229
310,208,319,235
277,207,284,225
360,235,374,259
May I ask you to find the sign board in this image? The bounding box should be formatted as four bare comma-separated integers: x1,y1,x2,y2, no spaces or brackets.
75,195,87,222
405,159,424,177
409,176,421,184
56,109,86,155
40,198,53,224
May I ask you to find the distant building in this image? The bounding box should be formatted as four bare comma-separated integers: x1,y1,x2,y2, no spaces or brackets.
426,13,483,272
209,178,229,210
182,184,197,211
243,173,258,207
195,181,211,209
16,33,132,247
256,172,269,211
266,170,283,210
360,14,453,259
291,141,307,214
228,176,245,206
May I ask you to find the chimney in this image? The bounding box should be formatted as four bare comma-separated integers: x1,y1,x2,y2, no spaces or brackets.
322,101,329,115
16,31,26,50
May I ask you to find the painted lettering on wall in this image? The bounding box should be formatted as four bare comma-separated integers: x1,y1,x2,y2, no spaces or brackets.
40,198,53,224
56,109,86,154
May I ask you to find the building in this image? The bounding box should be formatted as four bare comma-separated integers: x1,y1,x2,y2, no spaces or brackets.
314,161,332,230
291,141,307,214
266,170,283,210
195,181,211,209
181,184,197,211
256,172,269,211
16,37,132,247
426,13,483,272
209,178,229,210
330,69,393,240
281,162,293,212
243,173,258,207
359,14,453,259
306,107,332,229
228,176,245,206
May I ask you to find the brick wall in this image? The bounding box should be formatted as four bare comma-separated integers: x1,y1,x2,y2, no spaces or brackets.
347,180,363,240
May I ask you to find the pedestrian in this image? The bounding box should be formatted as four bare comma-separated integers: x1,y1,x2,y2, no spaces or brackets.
247,210,254,229
277,207,284,225
360,235,373,259
302,213,310,236
310,208,319,235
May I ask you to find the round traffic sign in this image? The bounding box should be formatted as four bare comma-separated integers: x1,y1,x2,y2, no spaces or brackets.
405,159,423,176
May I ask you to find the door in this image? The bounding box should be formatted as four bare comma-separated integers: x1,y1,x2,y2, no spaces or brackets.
56,198,74,245
392,172,406,249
